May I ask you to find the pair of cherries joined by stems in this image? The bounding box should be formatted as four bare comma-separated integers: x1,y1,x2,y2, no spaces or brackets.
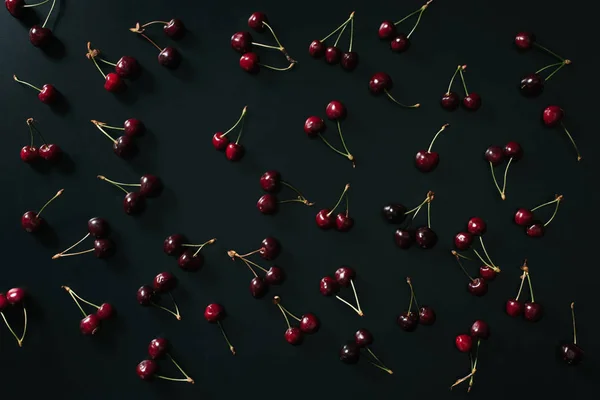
542,105,582,162
0,287,28,347
514,194,563,238
368,72,420,109
21,188,63,233
320,267,364,317
485,141,523,200
163,234,217,272
384,191,437,249
441,65,481,111
305,100,355,167
137,338,194,384
397,277,436,331
340,328,393,375
61,286,114,335
91,118,145,159
130,18,185,69
316,183,353,232
514,32,571,97
137,272,182,321
505,260,542,321
452,320,490,393
309,11,358,71
227,237,283,299
213,105,248,161
378,0,432,53
86,42,141,93
53,217,115,260
415,123,450,172
20,118,62,164
257,170,314,215
453,217,501,296
273,296,319,345
233,12,297,73
13,74,59,105
97,174,163,215
6,0,58,47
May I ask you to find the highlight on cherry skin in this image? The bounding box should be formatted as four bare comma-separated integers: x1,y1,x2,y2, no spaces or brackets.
136,18,186,39
21,188,64,233
450,319,489,392
308,11,359,71
505,260,543,322
257,170,315,215
13,74,58,104
129,22,182,69
514,194,563,238
136,272,182,320
227,246,285,299
61,285,115,335
388,190,436,250
52,217,115,260
204,303,236,355
21,118,63,163
90,119,138,159
212,105,248,161
97,175,148,216
0,287,28,347
166,236,217,272
378,1,433,54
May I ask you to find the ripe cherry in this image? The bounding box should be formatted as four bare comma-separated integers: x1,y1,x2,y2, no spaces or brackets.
455,334,472,352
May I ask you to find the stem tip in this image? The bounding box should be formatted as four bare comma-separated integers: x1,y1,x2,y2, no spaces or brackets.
272,296,281,304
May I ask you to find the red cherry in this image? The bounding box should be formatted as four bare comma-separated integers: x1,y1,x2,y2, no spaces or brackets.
212,132,230,150
20,146,39,163
104,73,125,92
455,334,473,352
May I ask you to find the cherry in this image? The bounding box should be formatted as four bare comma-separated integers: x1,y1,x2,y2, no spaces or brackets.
503,141,523,161
80,314,101,335
324,47,341,64
29,24,53,47
468,278,487,296
240,52,259,72
521,195,563,237
178,251,203,271
319,276,339,296
21,188,64,233
524,302,543,322
257,194,277,214
419,306,436,325
382,203,407,224
136,359,158,381
368,72,420,108
415,123,449,172
212,133,229,150
519,73,544,97
93,238,115,258
0,293,7,310
515,32,535,50
335,213,354,231
506,299,523,317
6,287,26,305
316,184,350,230
136,285,156,306
339,342,360,364
441,92,460,111
467,217,486,236
153,272,177,293
316,210,333,229
5,0,25,18
260,170,281,192
204,303,224,323
479,265,497,281
91,120,137,158
304,116,326,137
484,145,504,166
390,34,410,52
378,20,396,39
340,52,359,71
526,222,544,237
470,320,490,339
226,143,245,161
130,23,182,68
158,47,181,68
20,146,38,163
381,1,432,52
300,313,320,334
284,327,303,345
393,192,434,249
463,93,481,111
22,117,62,163
214,105,247,157
13,75,58,104
115,56,141,79
264,266,284,285
250,276,268,298
559,302,583,365
397,312,418,331
274,296,319,338
39,144,61,161
514,208,534,226
231,32,252,53
542,105,582,161
455,334,472,352
148,337,169,359
164,234,187,257
52,220,116,260
97,175,146,215
325,100,346,120
104,73,125,92
258,237,280,260
334,266,355,287
415,226,437,249
354,328,373,347
88,217,110,238
163,19,185,39
308,40,325,58
96,303,114,320
454,232,473,250
248,12,268,32
139,174,162,197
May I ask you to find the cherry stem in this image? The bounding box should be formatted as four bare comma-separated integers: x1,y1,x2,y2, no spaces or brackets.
560,122,582,161
281,181,313,204
450,368,476,391
240,257,268,274
13,75,42,92
350,280,363,315
472,249,492,270
365,347,392,374
278,304,301,322
478,237,499,272
258,62,296,72
526,272,535,303
407,1,431,38
320,12,354,42
452,251,473,261
531,195,563,212
515,270,527,301
427,123,450,152
317,134,353,164
405,193,432,215
53,248,94,259
26,119,35,147
88,50,107,79
42,0,56,28
384,90,420,108
489,162,504,199
228,251,258,277
221,106,247,142
24,0,51,7
96,123,124,130
155,375,194,383
182,238,216,257
394,1,431,26
570,302,577,345
345,192,350,216
96,58,118,67
326,184,350,217
333,21,348,47
217,321,236,355
97,175,129,195
62,286,100,309
406,277,420,312
499,157,513,200
35,189,63,218
427,200,432,228
534,43,566,62
91,120,117,144
67,289,88,317
348,17,354,52
52,232,91,259
453,253,474,282
141,21,169,27
446,65,462,94
278,198,315,206
1,307,27,347
275,303,292,328
467,339,481,391
544,198,562,227
27,118,48,144
262,22,297,64
167,353,194,383
458,68,469,96
335,295,363,316
97,176,139,187
236,248,261,258
151,292,181,320
544,60,570,82
535,61,564,75
139,33,164,52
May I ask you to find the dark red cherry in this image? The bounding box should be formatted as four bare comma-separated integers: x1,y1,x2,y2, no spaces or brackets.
325,47,341,64
514,32,535,50
21,211,43,233
506,299,523,317
231,32,253,53
80,314,101,335
316,209,333,229
378,20,397,39
514,208,534,226
113,135,137,158
123,192,146,215
29,25,53,47
463,93,481,110
560,343,583,365
418,306,436,325
526,222,545,237
504,141,523,161
93,238,115,258
265,266,285,285
394,228,414,249
20,146,38,163
164,234,187,257
38,84,58,104
325,100,346,120
300,313,320,334
239,52,259,73
542,105,564,127
470,320,490,339
285,327,303,345
5,0,25,18
524,302,543,322
340,52,359,71
88,217,110,238
414,151,439,172
136,285,156,306
485,145,504,166
123,118,145,137
204,303,225,323
96,303,114,320
178,250,204,271
257,194,278,215
153,272,177,293
304,116,326,137
415,226,437,249
260,170,281,192
104,73,125,93
248,12,268,32
39,144,62,162
319,276,339,296
335,213,354,232
259,237,280,260
115,56,141,79
334,266,355,287
467,217,486,236
354,328,373,347
158,47,181,69
397,312,418,331
148,337,169,359
139,174,163,198
225,143,245,161
250,276,268,298
308,40,325,58
136,359,158,381
455,334,473,352
440,91,460,111
212,132,229,150
479,265,497,281
390,34,410,52
382,203,407,224
164,19,186,39
454,232,473,250
6,288,26,305
519,73,544,97
468,278,487,296
339,342,360,364
368,72,392,94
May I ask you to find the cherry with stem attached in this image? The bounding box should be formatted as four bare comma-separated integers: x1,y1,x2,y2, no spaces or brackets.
368,72,420,108
177,238,217,271
516,194,563,238
542,105,582,161
522,261,542,322
21,188,64,233
243,12,297,65
13,74,58,104
559,302,584,365
485,142,522,200
258,170,314,214
506,261,529,317
52,218,115,260
320,266,364,317
130,23,181,69
452,251,488,296
91,119,137,159
136,273,182,320
97,175,146,215
92,118,145,137
137,340,194,384
0,287,28,347
61,286,114,335
397,277,419,331
457,65,481,110
86,46,141,79
394,190,435,249
316,183,352,230
310,100,354,167
349,328,393,374
273,296,317,345
204,303,236,355
86,42,126,92
379,0,433,53
6,0,51,19
415,123,450,172
28,0,56,47
21,118,63,163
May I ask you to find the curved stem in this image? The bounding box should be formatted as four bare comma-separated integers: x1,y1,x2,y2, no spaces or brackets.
452,250,473,261
68,291,88,317
276,303,291,328
384,90,420,108
96,176,139,187
167,353,194,383
458,68,469,96
141,21,169,27
13,75,42,92
333,22,348,47
570,302,577,345
192,238,216,257
29,121,48,144
531,196,562,212
405,195,431,215
279,305,301,322
318,133,349,158
150,301,181,320
238,257,258,277
97,175,129,195
544,61,569,82
535,61,564,75
478,237,499,271
326,184,350,217
42,0,56,28
65,287,100,309
262,22,296,64
89,55,106,79
348,17,354,52
426,200,431,228
427,123,449,152
91,121,117,144
453,253,474,281
139,33,163,52
468,339,481,391
526,273,535,303
406,278,420,312
515,271,527,301
500,157,513,200
240,257,268,274
489,162,504,199
544,198,562,227
155,375,194,383
446,66,461,94
53,233,91,259
335,295,363,316
53,248,94,259
222,106,248,138
26,119,36,147
350,280,363,315
1,312,24,347
394,3,428,25
560,123,582,161
217,321,236,355
320,12,354,42
250,42,281,50
95,123,124,131
336,121,352,162
472,249,493,270
19,307,27,346
278,198,314,206
96,58,118,67
407,2,430,38
258,62,295,72
368,361,394,374
24,0,51,7
533,43,566,62
281,181,311,203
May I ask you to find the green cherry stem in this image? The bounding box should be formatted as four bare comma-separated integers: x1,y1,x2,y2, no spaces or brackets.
227,250,259,277
410,191,435,222
42,0,56,28
62,286,100,309
570,302,577,345
544,196,563,227
446,65,462,94
500,157,513,200
25,118,36,147
458,66,469,96
407,0,432,38
24,0,51,7
97,175,129,195
467,339,481,392
544,60,571,82
478,237,499,272
36,189,64,218
333,20,348,47
273,297,302,321
257,62,296,72
1,307,27,347
535,61,564,75
261,21,297,64
489,162,504,199
86,43,106,79
406,277,420,312
394,0,432,26
273,297,292,328
531,195,562,212
166,353,194,384
336,120,354,167
427,124,450,152
181,238,216,257
320,12,354,42
141,20,169,27
365,347,393,374
63,286,87,317
559,122,582,161
96,58,118,67
317,133,354,166
526,268,535,303
221,106,247,140
515,268,528,301
150,292,181,320
534,42,567,62
217,321,236,355
91,120,117,144
13,75,42,92
348,17,355,52
27,118,48,143
452,251,474,282
335,294,363,316
326,184,350,217
52,233,91,259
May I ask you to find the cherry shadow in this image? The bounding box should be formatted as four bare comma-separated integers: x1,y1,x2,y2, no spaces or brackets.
56,151,76,174
175,29,198,49
168,55,195,82
33,223,60,248
49,91,70,116
131,64,156,94
17,9,41,28
129,128,159,173
114,84,139,105
135,187,178,234
41,36,66,60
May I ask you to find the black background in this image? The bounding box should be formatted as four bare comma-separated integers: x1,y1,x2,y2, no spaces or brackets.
1,0,598,398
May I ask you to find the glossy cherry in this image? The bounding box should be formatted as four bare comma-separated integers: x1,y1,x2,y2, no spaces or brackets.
136,360,158,381
515,32,535,50
153,272,177,293
542,106,582,161
257,194,277,214
484,145,504,166
239,52,259,72
506,299,523,317
415,123,449,172
284,327,303,345
304,116,326,138
325,100,346,120
88,217,110,238
80,314,101,335
479,265,497,281
419,306,436,325
524,302,543,322
21,188,64,233
503,141,523,161
455,334,472,352
231,32,252,53
29,24,53,47
415,226,437,249
227,143,245,160
394,229,414,249
164,19,185,39
335,267,355,287
397,312,418,331
6,287,26,305
441,92,460,111
316,184,350,230
96,303,114,320
514,208,534,226
300,313,320,334
381,1,432,53
354,328,373,347
559,302,583,365
136,285,156,306
467,217,486,236
93,238,115,258
308,40,325,57
250,276,268,298
519,73,544,97
319,276,339,296
115,56,141,79
454,232,473,250
470,320,490,339
368,72,420,108
158,47,181,68
148,337,169,359
382,203,407,224
339,342,360,364
341,52,359,71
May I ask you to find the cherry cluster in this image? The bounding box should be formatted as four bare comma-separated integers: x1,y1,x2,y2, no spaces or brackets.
163,234,217,272
441,65,481,111
514,194,563,238
273,296,319,345
204,303,236,355
383,191,437,250
320,267,364,316
315,183,353,231
231,12,296,73
61,286,114,335
505,261,542,321
21,188,63,233
136,338,194,384
227,236,283,299
484,141,523,200
452,320,490,392
309,11,358,71
129,18,185,69
97,173,163,215
305,100,355,168
13,74,59,105
53,217,115,260
0,287,27,347
137,272,182,320
212,105,248,161
90,118,146,159
397,278,436,332
339,328,393,374
85,42,141,93
378,1,432,53
19,118,62,164
368,72,420,109
257,170,314,215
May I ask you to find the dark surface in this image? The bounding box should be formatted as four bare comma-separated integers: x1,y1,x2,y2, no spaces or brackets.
0,0,598,398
